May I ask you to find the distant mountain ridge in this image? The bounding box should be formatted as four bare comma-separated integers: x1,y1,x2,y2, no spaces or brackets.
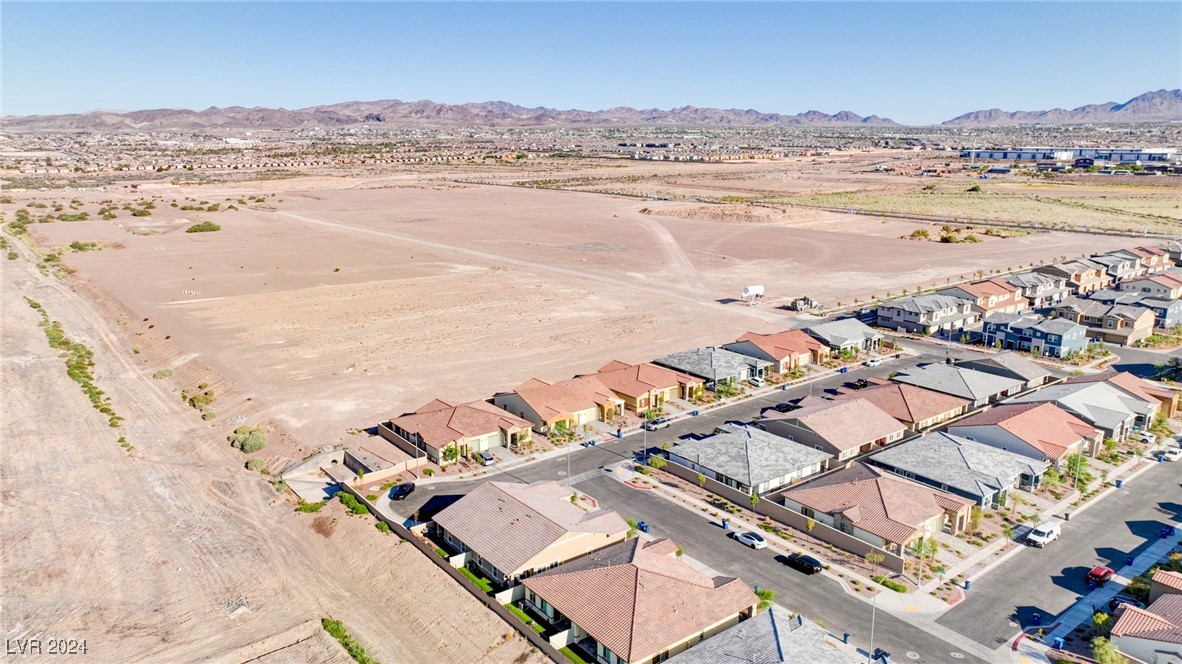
3,90,1179,131
942,89,1182,126
1,100,899,132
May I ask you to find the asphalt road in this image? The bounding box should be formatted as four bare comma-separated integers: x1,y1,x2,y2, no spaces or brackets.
1110,343,1180,378
575,474,990,664
937,460,1182,648
387,342,988,520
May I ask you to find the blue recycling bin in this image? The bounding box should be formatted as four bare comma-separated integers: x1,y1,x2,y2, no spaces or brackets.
637,521,650,534
1032,613,1042,626
1053,637,1065,649
1170,526,1177,537
1088,581,1097,591
839,367,848,374
692,410,699,416
842,633,850,644
780,385,787,391
964,579,971,591
1128,555,1135,566
722,518,730,530
1116,479,1124,488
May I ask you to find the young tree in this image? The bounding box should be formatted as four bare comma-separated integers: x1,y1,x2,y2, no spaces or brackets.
806,518,816,534
1092,637,1126,664
696,472,707,488
749,493,761,513
754,587,776,611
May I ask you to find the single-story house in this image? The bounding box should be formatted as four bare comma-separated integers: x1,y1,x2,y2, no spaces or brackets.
875,294,980,335
1151,569,1182,604
891,362,1026,409
955,351,1052,390
948,402,1102,468
938,278,1029,317
665,605,859,664
493,376,624,435
1111,592,1182,664
522,538,758,664
760,397,907,467
342,437,425,483
653,347,773,390
803,318,882,354
433,481,628,585
668,424,831,495
722,329,829,374
867,431,1049,508
585,360,705,412
1066,371,1180,419
1007,380,1158,441
834,382,970,431
778,462,974,554
380,399,534,466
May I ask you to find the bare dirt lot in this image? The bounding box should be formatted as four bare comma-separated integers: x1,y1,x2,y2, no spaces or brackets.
1,250,541,663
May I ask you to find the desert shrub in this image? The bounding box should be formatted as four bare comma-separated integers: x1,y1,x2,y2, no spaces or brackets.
245,458,267,472
375,521,391,534
229,426,267,454
320,618,378,664
185,221,221,233
295,499,326,513
152,368,173,379
201,409,215,421
339,493,368,515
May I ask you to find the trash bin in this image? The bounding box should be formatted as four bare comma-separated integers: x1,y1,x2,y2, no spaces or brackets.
1116,479,1123,489
692,410,699,416
1032,613,1042,626
1065,511,1071,521
1088,581,1097,591
964,580,971,591
842,633,850,644
1127,555,1135,566
721,518,730,530
1053,637,1065,649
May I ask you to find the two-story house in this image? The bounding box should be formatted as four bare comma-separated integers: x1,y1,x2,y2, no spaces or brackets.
1005,272,1072,309
1088,289,1182,329
1034,260,1114,295
1091,252,1146,283
875,294,979,335
1119,274,1182,300
981,313,1090,358
1116,246,1174,275
1051,297,1156,346
938,278,1028,317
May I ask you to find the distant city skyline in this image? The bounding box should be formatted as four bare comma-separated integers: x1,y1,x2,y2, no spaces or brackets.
4,2,1180,124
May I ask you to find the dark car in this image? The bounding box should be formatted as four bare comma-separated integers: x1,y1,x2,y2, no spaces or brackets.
388,483,415,501
1086,566,1116,585
850,378,870,390
1109,595,1146,612
773,403,795,413
783,553,823,575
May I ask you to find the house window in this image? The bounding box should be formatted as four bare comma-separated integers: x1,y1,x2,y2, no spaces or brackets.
801,507,815,519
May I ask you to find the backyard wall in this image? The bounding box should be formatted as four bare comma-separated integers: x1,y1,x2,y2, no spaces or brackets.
659,460,905,573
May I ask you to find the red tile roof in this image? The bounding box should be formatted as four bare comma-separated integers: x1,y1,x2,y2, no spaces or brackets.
780,463,972,545
390,399,532,451
523,538,757,662
836,383,969,426
1154,570,1182,594
1112,594,1182,645
779,398,906,452
1065,371,1161,404
587,361,702,399
950,402,1099,461
512,375,623,421
734,330,826,362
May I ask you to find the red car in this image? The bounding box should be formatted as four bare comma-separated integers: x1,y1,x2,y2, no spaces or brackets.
1086,566,1116,585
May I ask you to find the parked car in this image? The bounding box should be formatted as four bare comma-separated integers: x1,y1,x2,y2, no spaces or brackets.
1109,595,1147,612
849,378,870,390
734,531,768,550
864,358,883,367
748,376,765,387
1133,431,1157,445
783,552,823,575
773,402,795,413
1025,522,1061,547
1162,448,1182,462
643,417,672,431
479,451,495,466
388,483,416,501
1086,566,1116,585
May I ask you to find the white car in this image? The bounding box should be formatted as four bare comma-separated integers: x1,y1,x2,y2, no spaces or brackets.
748,376,765,387
1162,449,1182,462
1025,522,1061,548
864,358,883,367
1133,431,1157,445
734,531,768,550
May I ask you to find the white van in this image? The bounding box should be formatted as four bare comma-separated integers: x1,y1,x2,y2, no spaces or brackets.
1026,522,1061,548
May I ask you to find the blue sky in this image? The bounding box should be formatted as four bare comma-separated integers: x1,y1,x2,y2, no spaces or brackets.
4,2,1179,124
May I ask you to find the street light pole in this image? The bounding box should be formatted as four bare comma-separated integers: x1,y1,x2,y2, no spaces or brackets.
867,587,878,664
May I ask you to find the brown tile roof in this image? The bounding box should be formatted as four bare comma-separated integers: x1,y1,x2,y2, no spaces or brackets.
780,398,906,452
1112,595,1182,644
780,463,972,545
950,402,1099,460
434,481,628,577
954,278,1022,300
512,375,623,421
587,361,702,399
390,400,532,451
1155,570,1182,594
1065,371,1161,404
522,538,757,662
836,383,969,426
734,330,826,362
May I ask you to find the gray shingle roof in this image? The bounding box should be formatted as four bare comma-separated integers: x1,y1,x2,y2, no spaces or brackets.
666,605,859,664
1009,382,1155,430
1032,318,1086,335
879,294,968,315
892,363,1025,401
868,432,1047,500
804,318,881,348
655,347,773,383
956,351,1051,383
671,424,831,487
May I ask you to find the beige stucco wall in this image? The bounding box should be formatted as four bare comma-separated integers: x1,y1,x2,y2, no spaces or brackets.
512,529,628,578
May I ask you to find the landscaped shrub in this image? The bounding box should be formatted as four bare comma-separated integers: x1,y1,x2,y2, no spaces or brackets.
245,458,267,472
874,576,907,593
339,493,368,515
295,499,326,513
375,521,391,534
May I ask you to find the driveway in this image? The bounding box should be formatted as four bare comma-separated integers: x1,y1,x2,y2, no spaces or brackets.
937,460,1182,648
574,474,991,664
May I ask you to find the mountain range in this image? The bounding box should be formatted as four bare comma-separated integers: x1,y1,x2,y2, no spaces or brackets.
3,90,1179,132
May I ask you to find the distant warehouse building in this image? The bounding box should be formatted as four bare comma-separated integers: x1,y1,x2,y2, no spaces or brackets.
961,147,1178,163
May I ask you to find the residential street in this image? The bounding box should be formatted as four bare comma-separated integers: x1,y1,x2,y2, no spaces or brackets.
937,459,1182,648
576,474,991,664
1110,343,1180,378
